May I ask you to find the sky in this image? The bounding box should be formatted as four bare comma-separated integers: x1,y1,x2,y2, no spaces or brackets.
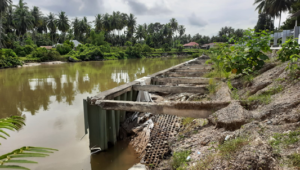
12,0,289,37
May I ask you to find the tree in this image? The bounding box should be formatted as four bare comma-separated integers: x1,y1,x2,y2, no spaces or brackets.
0,0,12,48
282,1,300,29
269,0,294,29
14,0,34,44
255,13,274,31
135,25,144,42
94,14,103,33
31,6,42,44
46,12,57,44
178,25,185,37
0,116,57,169
127,13,136,40
56,11,70,42
73,17,80,40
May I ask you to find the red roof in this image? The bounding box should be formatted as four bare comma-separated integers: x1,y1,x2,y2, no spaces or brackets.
183,42,199,47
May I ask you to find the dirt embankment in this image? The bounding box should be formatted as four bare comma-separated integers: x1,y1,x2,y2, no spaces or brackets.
123,56,300,170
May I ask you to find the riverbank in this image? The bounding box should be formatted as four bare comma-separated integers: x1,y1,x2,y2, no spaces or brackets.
89,54,300,170
18,61,66,68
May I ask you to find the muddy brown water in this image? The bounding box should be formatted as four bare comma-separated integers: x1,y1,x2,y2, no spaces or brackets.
0,57,191,170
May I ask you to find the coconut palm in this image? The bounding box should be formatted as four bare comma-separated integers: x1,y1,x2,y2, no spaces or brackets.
46,12,57,44
73,17,80,40
178,25,185,37
14,0,34,44
127,13,137,39
102,13,111,32
0,116,57,169
135,25,144,42
31,6,42,43
269,0,294,29
0,0,12,48
94,14,103,33
56,11,70,42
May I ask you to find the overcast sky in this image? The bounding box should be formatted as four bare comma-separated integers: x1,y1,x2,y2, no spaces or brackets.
12,0,289,36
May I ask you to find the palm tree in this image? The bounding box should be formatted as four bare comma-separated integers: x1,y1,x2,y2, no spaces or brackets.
127,13,137,40
0,0,12,48
0,116,57,169
135,25,144,42
102,13,111,32
56,11,70,42
73,17,80,40
178,25,185,37
31,6,42,44
94,14,103,33
46,12,57,44
269,0,294,29
14,0,34,44
253,0,275,30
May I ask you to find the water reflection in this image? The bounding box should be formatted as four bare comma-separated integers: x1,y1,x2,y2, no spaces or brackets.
0,57,191,170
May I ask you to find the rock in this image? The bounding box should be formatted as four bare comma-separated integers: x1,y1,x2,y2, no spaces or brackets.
200,138,210,146
208,101,253,130
267,120,272,125
128,163,147,170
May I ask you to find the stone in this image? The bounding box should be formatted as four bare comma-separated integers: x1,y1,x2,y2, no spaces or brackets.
128,163,147,170
208,101,253,130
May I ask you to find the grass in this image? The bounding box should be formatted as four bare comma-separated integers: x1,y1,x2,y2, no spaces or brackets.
208,78,217,94
171,150,191,170
218,136,249,159
191,154,215,170
246,84,284,105
270,130,300,149
288,153,300,168
182,117,194,126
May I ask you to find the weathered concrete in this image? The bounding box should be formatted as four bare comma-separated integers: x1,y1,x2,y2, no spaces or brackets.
152,77,210,84
95,100,231,118
165,72,206,77
132,85,208,94
171,68,212,73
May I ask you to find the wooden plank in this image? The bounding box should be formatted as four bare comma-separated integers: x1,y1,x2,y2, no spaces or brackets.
152,77,210,84
95,100,231,118
132,85,208,94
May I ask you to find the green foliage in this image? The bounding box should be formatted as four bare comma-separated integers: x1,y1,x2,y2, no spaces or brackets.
90,31,106,46
205,49,230,79
247,84,284,105
208,78,217,94
227,80,240,100
182,117,194,126
0,49,22,68
0,116,57,169
176,44,184,52
278,38,300,62
192,53,199,58
218,136,249,159
125,43,143,58
288,153,300,168
63,40,75,49
286,54,300,79
270,130,300,153
32,48,62,62
56,44,72,55
162,43,171,52
223,29,271,74
171,150,191,170
142,44,151,53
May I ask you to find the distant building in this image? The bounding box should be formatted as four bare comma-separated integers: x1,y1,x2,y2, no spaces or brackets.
71,40,81,48
40,46,53,50
183,42,199,48
201,43,217,49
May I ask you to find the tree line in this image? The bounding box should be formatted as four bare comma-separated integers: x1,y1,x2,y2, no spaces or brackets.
0,0,247,50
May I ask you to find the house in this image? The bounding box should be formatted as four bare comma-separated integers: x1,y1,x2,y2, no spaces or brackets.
40,46,53,50
201,43,217,49
71,40,81,48
183,42,199,49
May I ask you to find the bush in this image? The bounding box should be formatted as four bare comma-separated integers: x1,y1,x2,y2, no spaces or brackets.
162,43,171,52
56,44,72,55
171,150,191,169
24,45,34,55
192,53,199,58
277,38,300,62
0,49,22,68
142,44,151,53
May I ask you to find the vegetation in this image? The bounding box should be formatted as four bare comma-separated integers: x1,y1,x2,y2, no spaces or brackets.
0,116,57,169
171,150,191,170
218,136,249,159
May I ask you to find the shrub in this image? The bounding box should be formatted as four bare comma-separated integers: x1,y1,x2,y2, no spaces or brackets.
56,44,72,55
277,38,300,62
171,150,191,169
162,43,171,52
24,45,34,55
142,44,151,53
192,53,199,58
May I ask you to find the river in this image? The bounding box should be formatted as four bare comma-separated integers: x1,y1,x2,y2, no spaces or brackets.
0,57,191,170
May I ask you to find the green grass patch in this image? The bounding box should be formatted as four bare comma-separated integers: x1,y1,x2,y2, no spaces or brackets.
218,136,249,159
208,78,217,94
182,117,194,126
171,150,191,170
247,84,284,105
270,130,300,153
288,153,300,168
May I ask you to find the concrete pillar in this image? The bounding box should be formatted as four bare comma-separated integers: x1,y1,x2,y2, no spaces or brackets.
282,30,289,44
294,26,300,39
